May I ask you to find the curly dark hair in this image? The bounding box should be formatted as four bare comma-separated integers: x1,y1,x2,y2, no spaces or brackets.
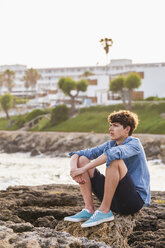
107,110,139,136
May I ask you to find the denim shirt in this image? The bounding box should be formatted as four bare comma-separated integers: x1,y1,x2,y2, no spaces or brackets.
69,136,150,205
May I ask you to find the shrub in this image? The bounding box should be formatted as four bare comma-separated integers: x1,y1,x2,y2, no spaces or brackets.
6,116,26,130
0,93,13,119
51,104,69,125
11,117,25,129
15,117,26,129
25,109,46,122
14,97,28,105
145,96,165,101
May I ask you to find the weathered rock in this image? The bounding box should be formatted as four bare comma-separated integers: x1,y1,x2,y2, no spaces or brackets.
0,221,34,232
128,192,165,248
0,131,165,161
0,184,164,247
160,144,165,163
0,223,110,248
34,216,58,228
55,214,136,247
3,143,19,153
30,148,41,156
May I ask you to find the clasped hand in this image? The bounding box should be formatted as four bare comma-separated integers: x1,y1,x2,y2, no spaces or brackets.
70,167,86,184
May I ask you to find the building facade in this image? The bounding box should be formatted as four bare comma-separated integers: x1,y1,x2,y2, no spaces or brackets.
0,59,165,109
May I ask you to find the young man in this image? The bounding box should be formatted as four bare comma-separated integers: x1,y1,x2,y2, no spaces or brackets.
64,110,150,228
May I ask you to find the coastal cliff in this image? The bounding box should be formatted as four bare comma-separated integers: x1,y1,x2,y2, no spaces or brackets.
0,184,164,248
0,131,165,162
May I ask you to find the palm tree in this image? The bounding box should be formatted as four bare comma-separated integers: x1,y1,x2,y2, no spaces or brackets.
3,69,15,93
23,68,41,97
22,72,31,98
0,73,4,95
100,38,113,73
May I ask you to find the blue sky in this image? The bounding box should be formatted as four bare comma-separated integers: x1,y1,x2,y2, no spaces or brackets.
0,0,164,68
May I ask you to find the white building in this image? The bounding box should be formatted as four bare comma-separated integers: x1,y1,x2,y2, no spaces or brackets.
109,59,165,98
0,59,165,109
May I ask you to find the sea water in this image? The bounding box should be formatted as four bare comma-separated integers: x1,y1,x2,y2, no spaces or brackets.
0,152,164,191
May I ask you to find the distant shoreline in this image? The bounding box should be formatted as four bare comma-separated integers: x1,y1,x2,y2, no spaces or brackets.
0,131,165,162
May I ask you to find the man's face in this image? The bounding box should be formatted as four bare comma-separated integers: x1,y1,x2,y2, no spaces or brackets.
109,122,128,142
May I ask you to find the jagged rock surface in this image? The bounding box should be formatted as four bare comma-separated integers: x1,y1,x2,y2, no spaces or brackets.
55,215,135,247
0,184,164,248
0,131,165,161
0,223,110,248
128,192,165,248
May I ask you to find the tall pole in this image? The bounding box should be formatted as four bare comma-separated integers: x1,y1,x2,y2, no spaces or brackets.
100,38,113,75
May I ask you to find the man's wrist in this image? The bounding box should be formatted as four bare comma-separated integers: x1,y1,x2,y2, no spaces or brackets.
85,162,92,171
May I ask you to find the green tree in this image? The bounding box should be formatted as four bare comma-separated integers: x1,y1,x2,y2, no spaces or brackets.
58,77,88,114
125,72,141,109
51,104,69,125
0,93,13,119
23,68,41,97
110,76,126,107
3,69,15,93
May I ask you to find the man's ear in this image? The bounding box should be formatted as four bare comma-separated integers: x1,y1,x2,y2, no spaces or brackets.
125,126,131,134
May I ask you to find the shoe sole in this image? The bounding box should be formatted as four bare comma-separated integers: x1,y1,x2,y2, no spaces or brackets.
81,215,114,228
64,217,89,222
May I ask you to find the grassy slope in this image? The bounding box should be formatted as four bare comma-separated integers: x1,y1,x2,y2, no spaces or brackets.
0,116,19,130
134,102,165,134
0,118,9,130
41,102,165,134
1,102,165,134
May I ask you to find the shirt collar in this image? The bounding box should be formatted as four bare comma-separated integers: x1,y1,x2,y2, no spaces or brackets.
121,136,132,145
112,136,132,146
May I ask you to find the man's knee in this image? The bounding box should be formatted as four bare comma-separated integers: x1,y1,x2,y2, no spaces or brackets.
108,159,127,178
78,156,90,168
107,160,127,173
110,159,126,168
77,156,95,178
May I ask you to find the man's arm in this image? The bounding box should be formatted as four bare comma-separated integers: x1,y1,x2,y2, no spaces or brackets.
69,142,108,160
104,139,141,167
70,153,79,170
70,154,107,178
70,154,86,184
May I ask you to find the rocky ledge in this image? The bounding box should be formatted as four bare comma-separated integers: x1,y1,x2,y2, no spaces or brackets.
0,184,164,248
0,131,165,162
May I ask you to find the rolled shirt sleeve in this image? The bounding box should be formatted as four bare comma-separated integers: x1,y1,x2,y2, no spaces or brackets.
69,137,142,167
104,138,141,167
69,142,108,160
70,136,150,206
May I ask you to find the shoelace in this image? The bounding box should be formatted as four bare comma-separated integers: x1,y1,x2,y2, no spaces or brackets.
90,210,100,219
